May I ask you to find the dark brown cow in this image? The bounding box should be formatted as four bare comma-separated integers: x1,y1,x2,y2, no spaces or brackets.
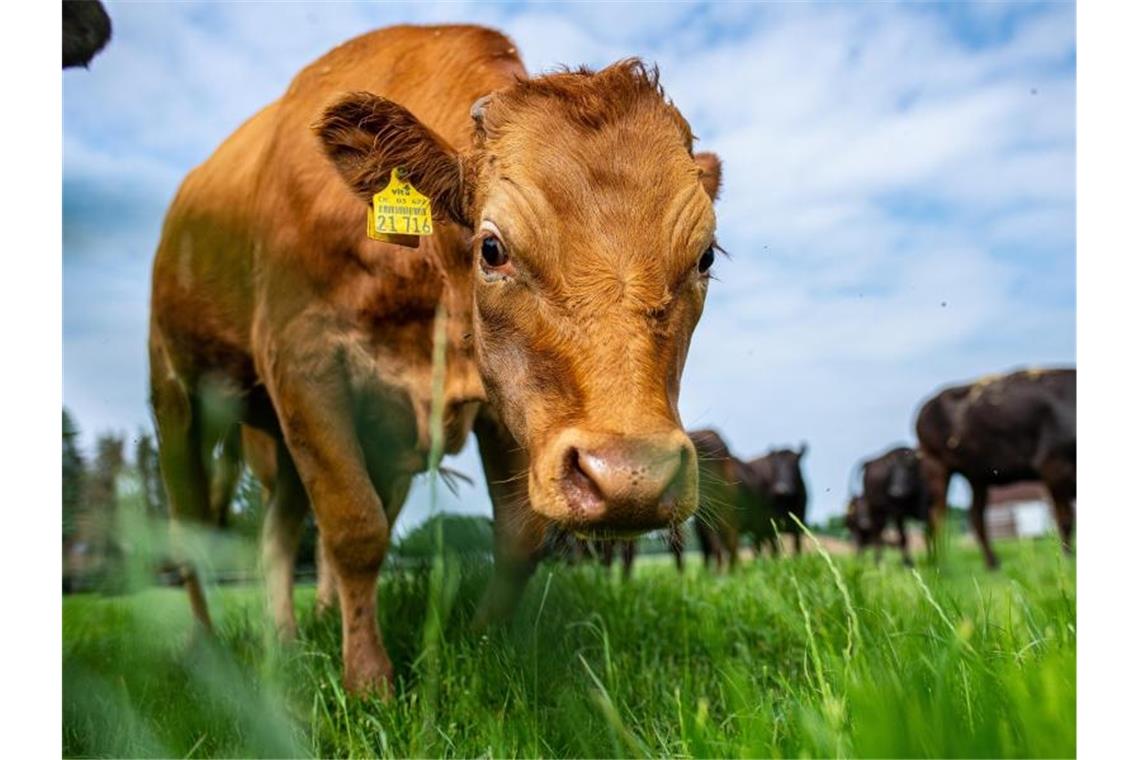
686,429,742,568
688,430,808,568
149,24,722,693
587,525,685,578
916,367,1076,568
848,446,930,565
595,538,638,579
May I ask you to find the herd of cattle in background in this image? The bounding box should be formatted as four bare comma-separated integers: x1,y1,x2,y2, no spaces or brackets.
560,366,1077,575
62,17,1078,693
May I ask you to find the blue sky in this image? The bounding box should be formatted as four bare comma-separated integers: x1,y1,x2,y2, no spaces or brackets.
63,1,1075,530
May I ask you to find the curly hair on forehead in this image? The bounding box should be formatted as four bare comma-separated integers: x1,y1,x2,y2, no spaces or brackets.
476,58,694,151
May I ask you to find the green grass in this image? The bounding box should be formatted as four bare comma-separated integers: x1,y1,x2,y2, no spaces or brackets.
63,537,1075,758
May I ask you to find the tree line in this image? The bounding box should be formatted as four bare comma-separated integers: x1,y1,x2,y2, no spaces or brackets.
62,407,268,592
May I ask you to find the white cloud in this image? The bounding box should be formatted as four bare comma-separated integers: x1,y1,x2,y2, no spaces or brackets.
63,2,1074,525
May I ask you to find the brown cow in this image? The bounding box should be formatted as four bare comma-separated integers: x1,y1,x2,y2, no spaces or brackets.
149,24,722,693
916,367,1076,568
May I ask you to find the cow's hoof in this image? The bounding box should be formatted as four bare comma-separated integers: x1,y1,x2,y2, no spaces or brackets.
274,620,299,645
343,657,394,698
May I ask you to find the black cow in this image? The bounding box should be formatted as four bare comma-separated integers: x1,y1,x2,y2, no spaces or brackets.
848,446,930,565
63,1,112,69
916,367,1076,568
744,445,810,554
845,495,875,549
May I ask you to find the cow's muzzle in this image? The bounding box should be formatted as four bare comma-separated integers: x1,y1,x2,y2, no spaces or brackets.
536,428,698,533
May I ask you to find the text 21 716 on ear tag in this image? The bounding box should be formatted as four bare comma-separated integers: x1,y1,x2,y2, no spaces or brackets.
366,168,434,249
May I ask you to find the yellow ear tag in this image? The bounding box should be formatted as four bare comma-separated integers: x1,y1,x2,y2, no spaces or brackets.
367,168,434,245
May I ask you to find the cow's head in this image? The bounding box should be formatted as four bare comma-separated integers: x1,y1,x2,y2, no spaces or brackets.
317,61,720,534
886,448,921,501
845,495,875,547
756,444,807,501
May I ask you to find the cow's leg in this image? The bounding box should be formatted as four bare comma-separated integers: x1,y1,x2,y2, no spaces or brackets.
1040,456,1076,555
314,534,339,615
694,517,715,569
668,525,685,572
920,456,951,561
261,441,309,640
767,528,782,558
208,424,244,529
711,532,724,572
895,515,913,567
793,527,803,556
620,541,636,580
151,360,215,631
1045,478,1076,555
574,538,590,564
968,480,999,569
473,409,549,628
724,530,740,571
267,358,393,695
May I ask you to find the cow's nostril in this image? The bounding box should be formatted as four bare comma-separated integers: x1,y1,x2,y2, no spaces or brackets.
562,446,605,520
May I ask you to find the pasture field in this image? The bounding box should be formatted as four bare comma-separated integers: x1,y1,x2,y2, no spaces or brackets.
63,537,1075,758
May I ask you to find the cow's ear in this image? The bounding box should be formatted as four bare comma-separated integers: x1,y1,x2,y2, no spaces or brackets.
798,442,809,459
316,92,472,227
694,152,722,202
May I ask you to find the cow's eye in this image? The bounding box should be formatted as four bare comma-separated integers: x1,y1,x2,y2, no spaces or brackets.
480,235,509,269
697,246,715,274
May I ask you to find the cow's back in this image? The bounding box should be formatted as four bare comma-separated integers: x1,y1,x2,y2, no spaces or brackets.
151,101,281,381
967,369,1076,466
862,452,891,503
916,368,1076,479
915,384,969,461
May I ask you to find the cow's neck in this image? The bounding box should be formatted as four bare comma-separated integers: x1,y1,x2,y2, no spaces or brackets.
340,226,484,471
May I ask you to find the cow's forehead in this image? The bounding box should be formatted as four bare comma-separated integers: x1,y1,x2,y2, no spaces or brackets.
491,115,699,208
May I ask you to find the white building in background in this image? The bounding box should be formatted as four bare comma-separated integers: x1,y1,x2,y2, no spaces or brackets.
985,483,1054,539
